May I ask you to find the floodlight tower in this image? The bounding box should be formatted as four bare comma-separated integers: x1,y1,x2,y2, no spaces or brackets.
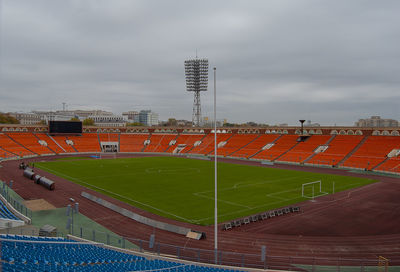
185,57,209,126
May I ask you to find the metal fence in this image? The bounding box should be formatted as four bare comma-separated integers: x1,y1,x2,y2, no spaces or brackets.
0,225,388,271
0,182,33,219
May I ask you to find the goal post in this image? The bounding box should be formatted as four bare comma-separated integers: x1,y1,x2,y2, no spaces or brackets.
99,153,117,160
378,256,389,272
302,180,328,200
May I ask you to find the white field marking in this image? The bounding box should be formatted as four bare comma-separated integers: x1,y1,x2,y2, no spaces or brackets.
192,196,305,223
38,165,196,223
191,177,300,208
145,167,201,174
265,188,300,201
191,175,315,222
195,179,367,223
197,175,307,196
233,183,241,189
78,172,142,180
303,191,329,199
192,192,252,209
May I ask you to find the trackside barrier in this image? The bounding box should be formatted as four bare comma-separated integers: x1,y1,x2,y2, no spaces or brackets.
81,191,198,237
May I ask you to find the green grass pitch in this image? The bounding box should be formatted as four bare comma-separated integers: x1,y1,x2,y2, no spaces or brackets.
36,156,377,225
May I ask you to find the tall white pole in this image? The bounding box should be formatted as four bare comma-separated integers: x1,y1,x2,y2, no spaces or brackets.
213,67,218,264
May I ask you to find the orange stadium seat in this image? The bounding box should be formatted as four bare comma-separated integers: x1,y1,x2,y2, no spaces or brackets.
166,134,205,154
252,135,299,161
0,149,17,159
67,133,101,153
343,136,400,170
185,133,214,155
6,132,54,155
35,133,65,154
307,135,364,166
278,135,332,163
215,134,259,157
376,157,400,173
233,134,280,158
50,135,78,153
98,133,119,143
3,129,400,176
192,133,233,155
0,133,36,157
144,134,178,153
119,134,149,152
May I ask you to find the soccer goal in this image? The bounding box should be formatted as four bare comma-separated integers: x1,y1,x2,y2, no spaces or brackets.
378,256,389,272
302,180,329,200
99,153,117,159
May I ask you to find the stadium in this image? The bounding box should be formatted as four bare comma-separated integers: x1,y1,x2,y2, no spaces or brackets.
1,123,400,271
1,2,400,271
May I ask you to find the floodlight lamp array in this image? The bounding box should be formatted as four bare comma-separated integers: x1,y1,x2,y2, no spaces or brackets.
184,59,209,92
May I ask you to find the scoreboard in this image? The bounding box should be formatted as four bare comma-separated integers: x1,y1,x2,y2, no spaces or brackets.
49,121,82,134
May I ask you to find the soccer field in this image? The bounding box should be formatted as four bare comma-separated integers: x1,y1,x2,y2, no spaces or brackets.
36,156,376,225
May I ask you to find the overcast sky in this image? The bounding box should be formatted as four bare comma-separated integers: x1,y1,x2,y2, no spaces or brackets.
1,0,399,125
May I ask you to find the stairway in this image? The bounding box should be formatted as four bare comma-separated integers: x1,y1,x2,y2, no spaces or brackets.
0,146,19,158
97,133,102,152
248,134,282,159
184,134,208,154
336,135,369,167
66,136,79,153
32,133,56,154
274,141,301,161
47,134,66,152
4,133,38,156
163,134,180,153
141,133,152,152
303,134,336,163
206,133,235,156
371,157,390,171
227,134,261,157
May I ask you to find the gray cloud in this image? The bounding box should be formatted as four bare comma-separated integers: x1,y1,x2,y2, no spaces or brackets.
1,0,399,125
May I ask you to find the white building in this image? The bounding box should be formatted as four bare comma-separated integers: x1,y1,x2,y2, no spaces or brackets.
139,110,159,126
31,111,76,124
89,115,126,127
122,111,140,123
355,116,399,127
9,112,42,125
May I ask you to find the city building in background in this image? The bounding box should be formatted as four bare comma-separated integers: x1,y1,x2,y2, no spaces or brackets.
355,116,399,127
122,111,140,123
139,110,159,126
88,114,127,127
304,120,321,127
8,112,42,125
202,116,226,127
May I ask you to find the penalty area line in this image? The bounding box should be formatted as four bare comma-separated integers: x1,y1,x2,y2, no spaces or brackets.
38,165,196,223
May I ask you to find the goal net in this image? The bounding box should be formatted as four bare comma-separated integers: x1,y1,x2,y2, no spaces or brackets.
99,153,117,159
302,180,328,200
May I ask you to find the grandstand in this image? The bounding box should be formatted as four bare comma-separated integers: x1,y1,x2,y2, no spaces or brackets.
1,125,400,174
1,234,244,272
1,124,400,271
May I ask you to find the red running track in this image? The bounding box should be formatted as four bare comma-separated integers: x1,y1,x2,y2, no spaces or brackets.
1,154,400,267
